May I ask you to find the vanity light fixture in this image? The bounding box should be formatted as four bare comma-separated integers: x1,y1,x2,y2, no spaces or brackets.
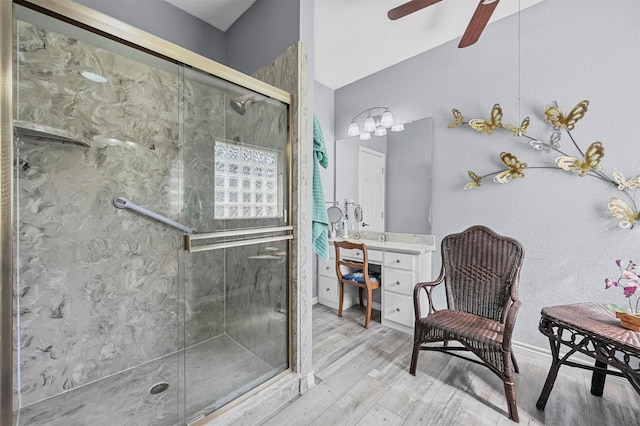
346,106,403,138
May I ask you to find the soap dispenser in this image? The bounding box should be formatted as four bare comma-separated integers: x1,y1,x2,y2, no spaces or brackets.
341,218,349,238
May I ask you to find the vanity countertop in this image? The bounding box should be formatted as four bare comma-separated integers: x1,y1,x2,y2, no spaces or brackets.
330,238,436,255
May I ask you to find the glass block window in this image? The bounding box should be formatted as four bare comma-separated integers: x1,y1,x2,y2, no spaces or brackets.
214,138,281,219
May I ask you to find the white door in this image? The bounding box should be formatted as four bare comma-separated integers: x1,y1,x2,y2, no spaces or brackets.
358,147,385,231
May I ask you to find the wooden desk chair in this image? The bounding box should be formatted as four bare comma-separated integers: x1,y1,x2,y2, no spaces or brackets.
409,225,524,422
334,240,381,328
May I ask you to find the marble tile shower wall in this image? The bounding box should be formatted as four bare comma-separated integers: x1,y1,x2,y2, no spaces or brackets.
13,20,234,406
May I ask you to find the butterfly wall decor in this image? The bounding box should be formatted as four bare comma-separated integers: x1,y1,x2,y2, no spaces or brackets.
544,100,589,131
612,169,640,190
506,117,530,137
555,141,605,176
608,199,640,229
529,129,561,152
494,152,527,183
469,104,503,135
450,99,640,229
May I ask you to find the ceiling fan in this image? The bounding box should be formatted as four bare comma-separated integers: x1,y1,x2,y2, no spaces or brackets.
388,0,501,48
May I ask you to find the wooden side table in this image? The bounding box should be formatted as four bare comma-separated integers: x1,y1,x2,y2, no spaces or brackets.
536,303,640,410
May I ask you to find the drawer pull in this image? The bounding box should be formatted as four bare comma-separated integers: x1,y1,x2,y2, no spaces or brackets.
326,288,330,291
395,259,400,263
396,281,401,285
325,266,330,270
396,307,401,312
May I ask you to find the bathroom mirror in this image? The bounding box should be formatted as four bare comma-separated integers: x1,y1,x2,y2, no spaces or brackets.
327,205,343,223
331,117,433,235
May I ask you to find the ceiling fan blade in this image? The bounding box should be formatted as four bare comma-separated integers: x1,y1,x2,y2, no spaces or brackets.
388,0,443,21
458,0,501,48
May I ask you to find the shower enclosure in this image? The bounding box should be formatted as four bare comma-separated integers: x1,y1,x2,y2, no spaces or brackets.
5,3,293,425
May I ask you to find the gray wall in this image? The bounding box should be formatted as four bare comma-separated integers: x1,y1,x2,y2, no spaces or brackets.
314,81,334,202
226,0,301,75
75,0,302,77
334,0,640,349
75,0,226,62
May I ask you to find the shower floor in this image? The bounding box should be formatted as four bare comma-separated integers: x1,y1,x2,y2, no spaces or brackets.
15,334,282,426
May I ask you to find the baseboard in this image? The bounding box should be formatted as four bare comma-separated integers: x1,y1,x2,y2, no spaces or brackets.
302,372,316,392
312,296,318,305
512,340,552,364
361,299,381,311
512,340,626,384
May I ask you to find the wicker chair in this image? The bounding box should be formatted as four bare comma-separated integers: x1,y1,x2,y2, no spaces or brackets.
334,240,381,328
409,225,524,422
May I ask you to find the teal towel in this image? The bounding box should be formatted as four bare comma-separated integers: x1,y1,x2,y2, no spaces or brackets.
312,115,330,261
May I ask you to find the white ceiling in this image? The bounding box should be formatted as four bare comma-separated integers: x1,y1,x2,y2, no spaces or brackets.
167,0,544,89
165,0,256,31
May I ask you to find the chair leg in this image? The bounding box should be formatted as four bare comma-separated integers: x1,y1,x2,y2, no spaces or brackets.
338,281,344,318
364,287,372,328
503,376,519,423
511,349,520,374
409,326,421,375
359,287,363,306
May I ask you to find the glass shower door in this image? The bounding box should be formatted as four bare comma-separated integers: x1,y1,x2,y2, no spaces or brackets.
13,5,184,425
180,67,291,422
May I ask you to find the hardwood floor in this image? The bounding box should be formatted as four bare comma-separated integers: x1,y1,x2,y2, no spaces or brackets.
261,304,640,425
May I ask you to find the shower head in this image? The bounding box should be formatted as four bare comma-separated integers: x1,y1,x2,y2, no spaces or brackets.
230,94,257,116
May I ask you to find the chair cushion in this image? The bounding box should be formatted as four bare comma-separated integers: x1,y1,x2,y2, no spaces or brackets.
420,310,504,346
342,270,379,284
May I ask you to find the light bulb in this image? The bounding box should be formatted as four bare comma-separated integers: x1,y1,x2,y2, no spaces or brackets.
380,110,394,127
347,122,360,136
374,127,387,136
363,117,376,132
359,132,371,140
391,124,404,132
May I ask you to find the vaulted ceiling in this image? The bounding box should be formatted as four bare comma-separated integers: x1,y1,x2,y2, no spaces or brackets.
167,0,544,89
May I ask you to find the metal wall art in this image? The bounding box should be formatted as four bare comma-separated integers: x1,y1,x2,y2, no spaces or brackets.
450,100,640,229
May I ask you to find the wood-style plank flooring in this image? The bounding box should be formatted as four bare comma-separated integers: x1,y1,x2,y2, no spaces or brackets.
260,304,640,425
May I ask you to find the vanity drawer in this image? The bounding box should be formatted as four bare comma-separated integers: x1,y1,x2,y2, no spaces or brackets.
383,292,414,328
317,275,338,304
342,248,382,263
383,252,415,270
383,268,415,296
318,256,335,278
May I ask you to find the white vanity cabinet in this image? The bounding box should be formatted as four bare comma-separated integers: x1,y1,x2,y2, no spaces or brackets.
317,236,434,335
381,251,431,334
317,251,357,309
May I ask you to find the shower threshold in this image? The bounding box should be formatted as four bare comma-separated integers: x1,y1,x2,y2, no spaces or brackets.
15,334,282,426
